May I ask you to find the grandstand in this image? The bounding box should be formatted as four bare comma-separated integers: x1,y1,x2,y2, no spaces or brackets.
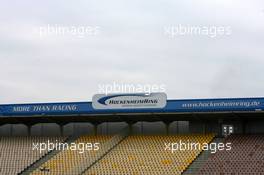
197,134,264,174
31,135,111,175
85,134,215,175
0,136,66,175
0,93,264,174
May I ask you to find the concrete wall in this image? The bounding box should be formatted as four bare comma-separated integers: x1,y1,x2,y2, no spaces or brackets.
0,121,186,136
189,121,220,135
1,119,263,136
97,122,127,135
169,121,189,134
0,122,129,136
132,121,166,135
0,124,12,136
246,121,264,134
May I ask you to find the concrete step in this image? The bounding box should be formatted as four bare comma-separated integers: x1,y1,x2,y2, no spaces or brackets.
182,137,224,175
19,135,78,175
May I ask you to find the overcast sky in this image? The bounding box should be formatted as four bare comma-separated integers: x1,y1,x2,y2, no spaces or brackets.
0,0,264,104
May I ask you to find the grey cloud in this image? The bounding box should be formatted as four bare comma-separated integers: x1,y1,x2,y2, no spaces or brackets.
0,0,264,103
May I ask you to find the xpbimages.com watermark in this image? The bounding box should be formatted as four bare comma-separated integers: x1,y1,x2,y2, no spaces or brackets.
164,24,232,38
98,82,166,94
165,140,232,154
38,24,100,38
32,140,100,154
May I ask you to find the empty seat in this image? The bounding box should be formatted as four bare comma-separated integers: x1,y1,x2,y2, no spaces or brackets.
0,136,66,175
31,135,111,175
197,134,264,174
84,134,215,175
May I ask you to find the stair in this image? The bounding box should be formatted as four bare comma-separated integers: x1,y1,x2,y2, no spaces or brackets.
182,137,224,175
68,126,130,175
19,135,78,175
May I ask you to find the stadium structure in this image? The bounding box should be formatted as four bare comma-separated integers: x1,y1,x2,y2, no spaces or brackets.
0,93,264,174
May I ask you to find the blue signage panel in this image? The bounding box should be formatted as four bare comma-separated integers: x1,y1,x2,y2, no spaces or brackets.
166,98,264,112
0,97,264,116
0,102,92,116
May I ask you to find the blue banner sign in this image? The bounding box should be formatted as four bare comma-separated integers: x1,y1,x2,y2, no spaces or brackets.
0,97,264,116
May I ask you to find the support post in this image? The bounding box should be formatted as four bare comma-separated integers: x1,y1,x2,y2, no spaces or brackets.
164,121,172,135
27,125,32,136
60,124,64,136
94,124,98,136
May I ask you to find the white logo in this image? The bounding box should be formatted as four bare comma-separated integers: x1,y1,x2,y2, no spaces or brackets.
92,93,167,109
